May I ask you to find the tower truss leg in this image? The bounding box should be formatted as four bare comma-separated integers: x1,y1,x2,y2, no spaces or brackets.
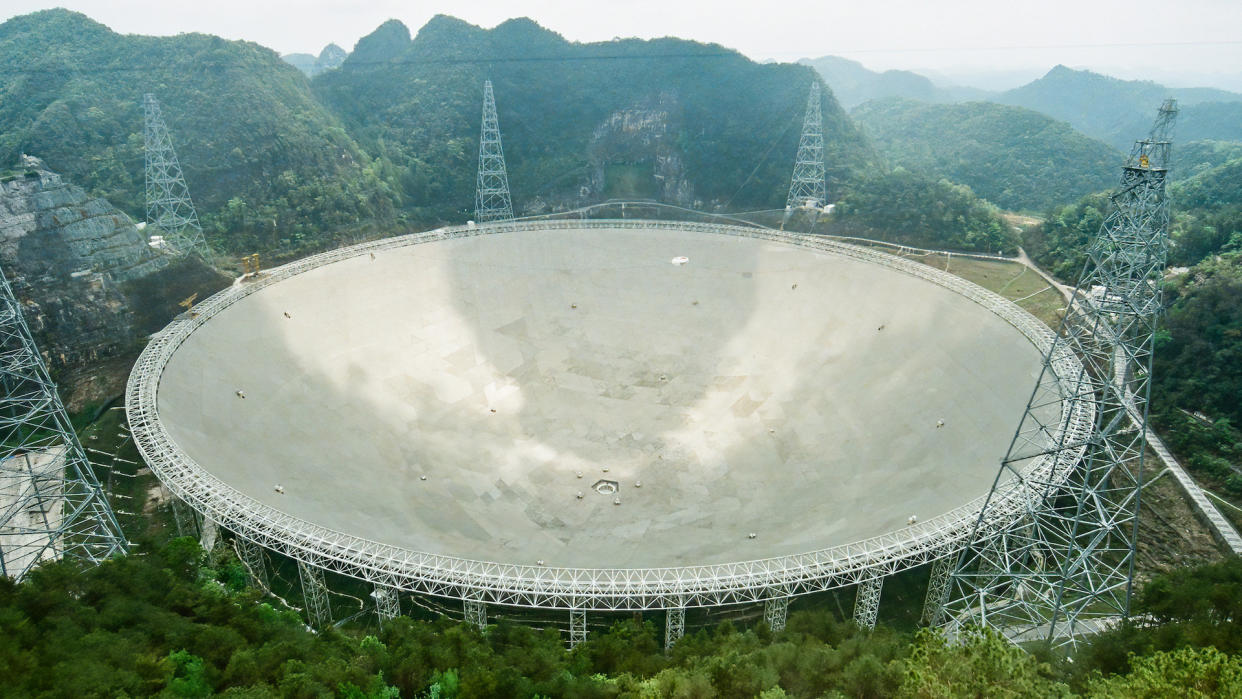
298,561,332,629
375,585,400,625
764,597,790,632
235,537,268,590
143,94,211,261
942,100,1179,648
665,605,686,649
854,577,884,629
786,82,827,211
0,266,127,581
474,80,515,222
921,556,954,627
464,598,487,631
568,609,587,649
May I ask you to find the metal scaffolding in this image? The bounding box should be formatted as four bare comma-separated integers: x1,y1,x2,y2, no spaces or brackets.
854,577,883,629
786,82,827,210
474,80,515,222
298,561,332,629
665,605,686,648
568,609,587,649
921,556,954,626
0,266,127,581
375,585,400,625
464,598,487,630
143,94,211,261
236,537,268,590
764,596,790,632
942,100,1178,647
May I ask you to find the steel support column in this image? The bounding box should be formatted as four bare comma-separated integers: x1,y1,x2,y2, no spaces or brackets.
236,537,268,590
375,585,400,625
854,576,883,629
665,605,685,649
765,597,790,632
464,598,487,630
922,556,954,627
298,561,332,629
569,609,587,649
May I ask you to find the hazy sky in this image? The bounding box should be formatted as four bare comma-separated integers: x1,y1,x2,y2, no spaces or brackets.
6,0,1242,90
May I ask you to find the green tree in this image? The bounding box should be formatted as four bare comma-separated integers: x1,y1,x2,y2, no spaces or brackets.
900,627,1071,698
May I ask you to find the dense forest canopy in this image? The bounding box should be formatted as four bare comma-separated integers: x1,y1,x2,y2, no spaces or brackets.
850,97,1120,212
830,168,1017,253
4,538,1242,697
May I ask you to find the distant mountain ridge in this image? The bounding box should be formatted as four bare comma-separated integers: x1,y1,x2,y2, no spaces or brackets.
998,65,1242,149
282,43,347,77
850,98,1119,212
799,55,991,109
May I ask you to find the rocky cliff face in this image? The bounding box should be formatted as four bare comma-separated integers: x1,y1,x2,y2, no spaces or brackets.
584,96,695,207
0,155,167,372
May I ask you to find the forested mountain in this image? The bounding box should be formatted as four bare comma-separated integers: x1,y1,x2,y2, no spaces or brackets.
849,98,1120,212
798,55,988,109
313,16,878,220
0,10,398,253
830,168,1015,253
1172,140,1242,182
1,10,886,254
999,65,1242,149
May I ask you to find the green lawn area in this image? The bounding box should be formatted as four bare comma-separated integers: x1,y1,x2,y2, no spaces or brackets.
897,252,1066,329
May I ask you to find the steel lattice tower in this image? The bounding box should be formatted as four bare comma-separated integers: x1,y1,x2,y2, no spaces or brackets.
474,80,515,222
144,94,211,260
786,82,827,210
937,100,1178,647
0,266,127,581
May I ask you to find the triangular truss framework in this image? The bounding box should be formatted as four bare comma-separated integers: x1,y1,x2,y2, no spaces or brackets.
786,82,827,210
936,100,1178,647
144,93,211,260
0,267,127,581
474,80,515,222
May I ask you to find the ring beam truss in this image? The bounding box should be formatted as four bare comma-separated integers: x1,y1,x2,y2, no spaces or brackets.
127,220,1090,611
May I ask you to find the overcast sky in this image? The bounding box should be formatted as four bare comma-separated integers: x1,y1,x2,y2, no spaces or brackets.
6,0,1242,90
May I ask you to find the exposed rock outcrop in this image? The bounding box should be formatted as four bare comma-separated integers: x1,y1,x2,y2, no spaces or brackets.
584,95,695,207
0,155,167,371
